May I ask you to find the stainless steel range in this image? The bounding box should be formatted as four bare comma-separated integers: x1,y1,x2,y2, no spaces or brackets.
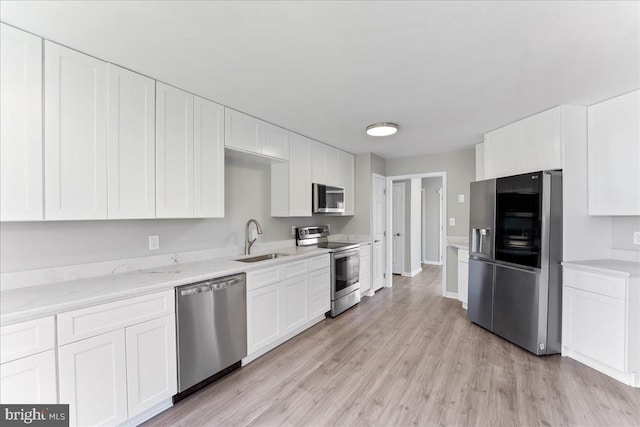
296,226,360,317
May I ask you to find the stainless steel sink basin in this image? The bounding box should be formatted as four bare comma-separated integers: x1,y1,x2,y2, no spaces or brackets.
235,253,290,263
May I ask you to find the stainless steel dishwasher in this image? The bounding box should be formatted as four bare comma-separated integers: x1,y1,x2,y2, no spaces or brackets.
175,273,247,396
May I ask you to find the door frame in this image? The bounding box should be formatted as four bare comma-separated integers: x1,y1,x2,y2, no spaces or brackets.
391,182,406,275
385,172,448,296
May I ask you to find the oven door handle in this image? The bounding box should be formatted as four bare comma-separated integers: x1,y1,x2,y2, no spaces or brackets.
334,249,360,260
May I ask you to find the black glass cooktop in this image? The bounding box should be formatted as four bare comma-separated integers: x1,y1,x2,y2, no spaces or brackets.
316,242,360,251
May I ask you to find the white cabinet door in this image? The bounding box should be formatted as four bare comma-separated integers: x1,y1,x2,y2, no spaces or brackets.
0,24,43,221
0,350,57,404
44,41,108,220
563,286,626,372
58,330,128,427
326,146,341,187
261,122,289,160
247,283,281,354
125,315,177,418
588,90,640,215
194,96,224,218
224,108,260,153
308,268,330,318
156,82,194,218
484,124,521,179
520,108,562,172
107,64,155,219
289,133,312,217
282,276,308,333
340,151,355,215
312,141,327,185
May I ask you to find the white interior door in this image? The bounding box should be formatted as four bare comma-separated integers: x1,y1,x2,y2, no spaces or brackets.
372,174,386,291
392,183,405,275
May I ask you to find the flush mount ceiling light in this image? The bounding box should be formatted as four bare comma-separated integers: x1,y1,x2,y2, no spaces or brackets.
366,122,398,137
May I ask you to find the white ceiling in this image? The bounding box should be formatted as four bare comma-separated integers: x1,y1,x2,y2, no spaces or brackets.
1,1,638,159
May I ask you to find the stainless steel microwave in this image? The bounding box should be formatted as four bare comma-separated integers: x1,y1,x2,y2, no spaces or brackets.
312,183,345,213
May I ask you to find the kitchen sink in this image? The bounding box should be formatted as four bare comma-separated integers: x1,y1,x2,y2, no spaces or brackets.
235,253,290,263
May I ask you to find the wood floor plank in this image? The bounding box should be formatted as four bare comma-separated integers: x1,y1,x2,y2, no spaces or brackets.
144,265,640,426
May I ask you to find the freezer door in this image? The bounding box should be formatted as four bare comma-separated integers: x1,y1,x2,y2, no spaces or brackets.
469,179,496,259
493,264,545,354
467,259,494,331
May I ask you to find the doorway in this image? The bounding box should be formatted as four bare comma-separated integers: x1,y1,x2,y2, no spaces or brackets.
385,172,448,296
421,178,443,265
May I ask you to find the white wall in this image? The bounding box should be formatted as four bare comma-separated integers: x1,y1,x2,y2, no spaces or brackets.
612,216,640,255
0,154,352,273
349,152,385,236
422,177,442,263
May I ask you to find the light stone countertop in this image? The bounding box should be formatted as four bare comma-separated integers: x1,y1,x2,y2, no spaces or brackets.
0,246,330,326
562,259,640,278
447,237,469,251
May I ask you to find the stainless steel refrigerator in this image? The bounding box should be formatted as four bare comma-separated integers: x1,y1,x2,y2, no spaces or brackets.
468,171,563,355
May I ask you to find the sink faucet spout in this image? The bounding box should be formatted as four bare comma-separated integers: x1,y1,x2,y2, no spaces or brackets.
245,219,263,255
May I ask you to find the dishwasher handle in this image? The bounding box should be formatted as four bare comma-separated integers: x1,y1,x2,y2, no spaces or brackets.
177,274,245,297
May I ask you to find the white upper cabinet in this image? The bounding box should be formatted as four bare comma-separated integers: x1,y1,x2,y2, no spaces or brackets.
225,108,289,160
311,141,328,184
340,150,355,215
587,90,640,216
484,106,578,179
0,24,43,222
194,96,225,218
44,41,108,220
484,122,521,178
520,108,562,172
271,133,312,217
107,64,156,219
261,122,290,159
155,82,194,218
326,146,341,187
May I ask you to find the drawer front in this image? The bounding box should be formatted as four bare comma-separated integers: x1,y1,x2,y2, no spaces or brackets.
309,268,330,296
308,255,330,272
279,260,308,280
359,245,371,258
458,249,469,263
247,267,280,291
564,268,626,300
1,317,55,364
57,290,174,345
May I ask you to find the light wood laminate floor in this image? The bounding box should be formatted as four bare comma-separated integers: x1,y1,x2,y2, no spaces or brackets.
145,265,640,426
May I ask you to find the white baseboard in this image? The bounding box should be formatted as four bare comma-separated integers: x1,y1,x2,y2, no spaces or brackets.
119,398,172,426
562,347,639,388
363,289,375,297
422,260,442,265
445,291,458,299
401,267,423,278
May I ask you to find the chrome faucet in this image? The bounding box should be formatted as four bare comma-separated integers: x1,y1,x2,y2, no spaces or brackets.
245,219,263,255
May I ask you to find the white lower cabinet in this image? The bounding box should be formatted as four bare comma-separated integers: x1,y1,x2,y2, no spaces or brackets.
57,290,177,426
0,350,57,404
125,315,177,418
245,255,330,362
457,249,469,309
359,245,372,296
247,283,282,354
58,330,128,427
562,266,639,387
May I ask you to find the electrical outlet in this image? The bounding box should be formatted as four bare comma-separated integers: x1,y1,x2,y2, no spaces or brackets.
449,218,456,226
148,235,160,251
291,226,297,236
458,194,465,203
633,231,640,245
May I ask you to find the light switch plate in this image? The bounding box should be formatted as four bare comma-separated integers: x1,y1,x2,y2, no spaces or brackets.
458,194,465,203
148,235,160,251
449,218,456,226
633,231,640,245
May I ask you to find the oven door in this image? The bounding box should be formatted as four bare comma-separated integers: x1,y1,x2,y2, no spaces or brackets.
332,249,360,300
